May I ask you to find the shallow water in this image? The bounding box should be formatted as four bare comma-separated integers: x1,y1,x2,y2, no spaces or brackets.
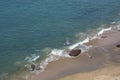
0,0,120,77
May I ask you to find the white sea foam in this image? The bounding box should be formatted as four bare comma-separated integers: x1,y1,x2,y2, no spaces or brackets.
49,49,70,57
25,54,40,62
97,27,112,35
69,37,90,50
32,55,40,61
90,27,112,39
39,49,71,72
39,55,57,69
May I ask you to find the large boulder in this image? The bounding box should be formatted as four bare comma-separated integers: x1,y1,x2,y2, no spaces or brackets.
69,49,81,56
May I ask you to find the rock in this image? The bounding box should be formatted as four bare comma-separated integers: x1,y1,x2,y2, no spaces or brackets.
31,64,36,71
116,44,120,48
69,49,81,56
101,35,107,38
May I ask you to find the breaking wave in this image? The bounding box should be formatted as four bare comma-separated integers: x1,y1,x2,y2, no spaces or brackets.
25,54,40,63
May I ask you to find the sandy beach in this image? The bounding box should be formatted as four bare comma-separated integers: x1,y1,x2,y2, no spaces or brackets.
10,25,120,80
57,65,120,80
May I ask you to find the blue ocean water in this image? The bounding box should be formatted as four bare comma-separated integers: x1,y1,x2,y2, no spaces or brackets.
0,0,120,75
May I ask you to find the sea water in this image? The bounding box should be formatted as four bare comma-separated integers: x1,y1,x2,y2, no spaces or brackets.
0,0,120,76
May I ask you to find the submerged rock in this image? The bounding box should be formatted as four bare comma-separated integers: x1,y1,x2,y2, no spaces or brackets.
69,49,81,56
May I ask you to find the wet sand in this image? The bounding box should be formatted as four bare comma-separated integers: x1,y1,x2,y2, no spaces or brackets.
11,27,120,80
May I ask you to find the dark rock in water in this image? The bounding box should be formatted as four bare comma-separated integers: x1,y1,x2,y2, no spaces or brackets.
31,64,36,71
116,44,120,48
69,49,81,56
101,35,107,38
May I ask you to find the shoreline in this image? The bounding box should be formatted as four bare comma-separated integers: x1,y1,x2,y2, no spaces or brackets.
6,24,120,80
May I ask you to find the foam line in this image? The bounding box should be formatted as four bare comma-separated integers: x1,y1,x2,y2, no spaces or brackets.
97,27,112,36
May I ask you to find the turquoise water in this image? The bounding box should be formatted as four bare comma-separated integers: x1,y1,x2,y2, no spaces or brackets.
0,0,120,75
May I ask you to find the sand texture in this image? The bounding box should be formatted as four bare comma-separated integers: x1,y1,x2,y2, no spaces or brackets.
57,65,120,80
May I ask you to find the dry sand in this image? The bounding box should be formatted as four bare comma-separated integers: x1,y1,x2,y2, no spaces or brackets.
57,65,120,80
